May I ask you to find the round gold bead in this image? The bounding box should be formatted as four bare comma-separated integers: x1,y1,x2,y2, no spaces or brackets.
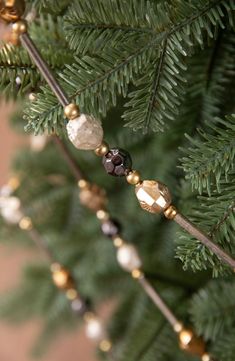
66,288,78,301
113,236,124,248
99,339,112,353
19,216,32,231
64,103,80,120
8,176,20,191
164,205,178,220
96,209,109,222
78,179,89,189
94,141,109,157
12,20,27,35
126,170,141,185
131,269,144,279
202,354,211,361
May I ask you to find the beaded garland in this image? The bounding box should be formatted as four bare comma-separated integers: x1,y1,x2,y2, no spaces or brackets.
2,2,234,272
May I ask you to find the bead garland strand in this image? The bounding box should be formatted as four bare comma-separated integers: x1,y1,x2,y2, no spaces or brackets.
0,179,114,358
53,136,214,361
2,1,235,272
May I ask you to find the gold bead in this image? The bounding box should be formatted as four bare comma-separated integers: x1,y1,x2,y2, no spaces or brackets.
179,329,206,357
51,264,74,290
83,311,96,323
19,216,32,230
78,179,89,189
64,103,80,120
173,322,183,333
96,209,109,222
79,183,107,212
94,141,109,157
99,339,112,353
135,180,172,214
12,20,27,35
8,176,20,190
66,288,78,301
0,0,25,22
113,236,124,248
126,170,141,185
164,205,178,220
131,269,144,279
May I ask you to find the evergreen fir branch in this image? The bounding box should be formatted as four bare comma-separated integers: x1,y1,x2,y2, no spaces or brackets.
212,327,235,361
176,173,235,276
190,280,235,341
181,115,235,195
26,0,70,14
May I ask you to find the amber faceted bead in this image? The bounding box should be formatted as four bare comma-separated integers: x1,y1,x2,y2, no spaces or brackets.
0,0,25,22
102,148,132,177
135,180,172,214
51,264,74,290
179,329,206,357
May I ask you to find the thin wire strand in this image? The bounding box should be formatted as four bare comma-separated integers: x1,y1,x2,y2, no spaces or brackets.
175,213,235,270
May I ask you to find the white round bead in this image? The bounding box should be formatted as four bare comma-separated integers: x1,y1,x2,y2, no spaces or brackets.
85,317,105,342
0,196,23,224
66,113,103,150
117,244,142,272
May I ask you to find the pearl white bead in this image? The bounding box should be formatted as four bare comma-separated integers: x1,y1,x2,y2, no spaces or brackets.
85,317,105,342
30,134,47,152
0,197,23,224
117,244,142,272
66,113,103,150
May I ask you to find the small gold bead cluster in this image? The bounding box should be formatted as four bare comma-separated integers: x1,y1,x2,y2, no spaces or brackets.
50,263,79,301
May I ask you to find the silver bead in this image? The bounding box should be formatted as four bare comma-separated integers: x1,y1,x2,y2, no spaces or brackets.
117,244,142,272
66,114,103,150
85,317,105,342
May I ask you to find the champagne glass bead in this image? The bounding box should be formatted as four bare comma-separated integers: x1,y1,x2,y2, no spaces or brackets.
135,180,172,214
102,148,132,177
0,196,23,224
85,316,105,342
66,114,103,150
117,244,142,272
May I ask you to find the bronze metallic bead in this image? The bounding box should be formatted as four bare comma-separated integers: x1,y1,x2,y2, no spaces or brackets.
94,141,109,157
126,170,141,185
64,103,80,120
99,339,112,353
179,329,206,357
164,205,178,220
79,183,107,212
0,0,25,22
12,19,27,35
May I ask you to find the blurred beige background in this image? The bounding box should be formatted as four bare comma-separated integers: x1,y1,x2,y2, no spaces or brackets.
0,102,96,361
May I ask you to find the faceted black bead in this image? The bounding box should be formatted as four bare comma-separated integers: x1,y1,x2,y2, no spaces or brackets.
102,148,132,177
101,219,121,238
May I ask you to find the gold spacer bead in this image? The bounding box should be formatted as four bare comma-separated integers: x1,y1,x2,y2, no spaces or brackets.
66,288,78,301
83,311,95,323
94,141,109,157
12,20,27,35
96,209,109,222
173,322,183,333
19,216,33,231
202,354,211,361
99,339,112,353
77,179,89,189
164,205,178,220
132,269,144,279
126,170,141,185
8,176,20,190
113,236,124,248
64,103,80,120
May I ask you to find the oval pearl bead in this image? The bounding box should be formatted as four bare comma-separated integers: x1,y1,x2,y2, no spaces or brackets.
85,317,105,342
117,244,142,272
66,114,104,150
0,196,23,224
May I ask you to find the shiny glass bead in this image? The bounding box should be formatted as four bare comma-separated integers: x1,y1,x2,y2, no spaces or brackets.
102,148,132,177
0,196,23,224
101,219,121,238
117,244,142,272
135,180,171,214
85,317,105,342
66,114,103,150
179,329,206,357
